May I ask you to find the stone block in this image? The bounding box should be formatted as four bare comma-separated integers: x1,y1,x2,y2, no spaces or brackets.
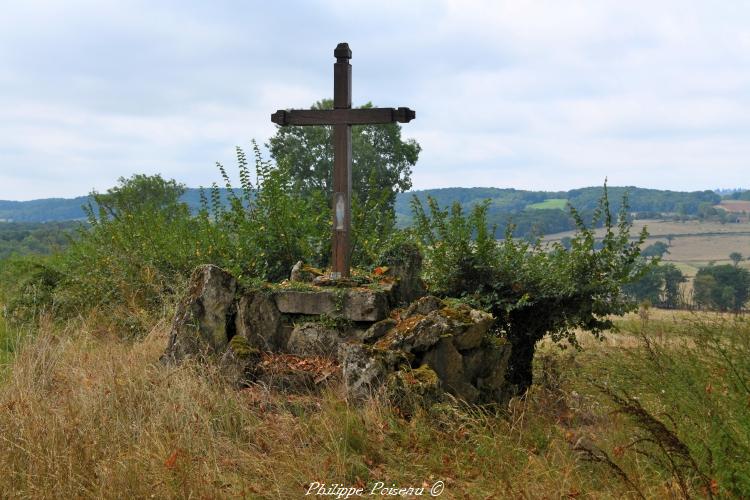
356,318,397,344
273,288,388,322
235,291,285,351
162,265,237,362
287,322,343,358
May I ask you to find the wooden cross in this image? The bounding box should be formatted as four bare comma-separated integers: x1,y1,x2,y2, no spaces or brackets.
271,42,415,279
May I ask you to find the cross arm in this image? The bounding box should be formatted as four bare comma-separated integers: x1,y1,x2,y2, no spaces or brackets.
271,107,415,126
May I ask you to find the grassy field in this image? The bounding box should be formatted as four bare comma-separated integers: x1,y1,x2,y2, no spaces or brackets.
527,198,568,210
0,310,747,498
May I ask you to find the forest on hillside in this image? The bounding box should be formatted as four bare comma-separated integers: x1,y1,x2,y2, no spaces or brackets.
1,185,723,240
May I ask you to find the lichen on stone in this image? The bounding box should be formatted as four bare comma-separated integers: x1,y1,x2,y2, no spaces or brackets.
439,303,474,323
384,365,443,417
228,335,259,359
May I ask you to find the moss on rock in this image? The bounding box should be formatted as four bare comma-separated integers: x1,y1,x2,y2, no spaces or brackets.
228,335,259,359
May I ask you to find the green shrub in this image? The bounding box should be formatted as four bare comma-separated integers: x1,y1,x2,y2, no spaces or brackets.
411,184,648,393
0,142,360,330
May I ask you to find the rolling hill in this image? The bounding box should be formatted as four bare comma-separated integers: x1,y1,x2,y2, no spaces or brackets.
0,185,723,239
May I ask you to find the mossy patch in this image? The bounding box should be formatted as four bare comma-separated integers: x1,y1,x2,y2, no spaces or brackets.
485,335,508,348
395,314,424,333
228,335,259,359
385,365,443,416
410,364,439,386
439,304,474,323
374,314,425,349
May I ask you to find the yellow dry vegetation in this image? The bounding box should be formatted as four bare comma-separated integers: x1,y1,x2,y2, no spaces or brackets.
0,309,746,498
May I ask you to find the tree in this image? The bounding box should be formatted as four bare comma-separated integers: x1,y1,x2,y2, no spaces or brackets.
268,99,421,264
411,184,648,394
623,264,663,305
268,99,419,203
730,252,743,267
624,263,686,309
693,264,750,312
89,174,186,221
642,241,670,259
661,264,687,309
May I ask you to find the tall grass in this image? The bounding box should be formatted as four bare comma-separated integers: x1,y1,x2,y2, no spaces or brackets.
0,317,640,499
0,306,747,497
549,311,750,498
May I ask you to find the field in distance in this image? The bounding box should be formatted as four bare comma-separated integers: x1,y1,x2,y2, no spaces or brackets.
545,219,750,279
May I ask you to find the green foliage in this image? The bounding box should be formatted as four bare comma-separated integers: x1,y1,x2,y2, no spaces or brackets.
90,174,186,221
202,142,330,282
268,99,420,265
411,184,648,392
0,184,724,241
697,201,728,223
397,186,721,237
0,222,78,259
623,263,686,309
0,255,64,324
1,142,341,329
730,251,744,266
693,264,750,312
641,241,670,258
728,190,750,201
268,99,419,205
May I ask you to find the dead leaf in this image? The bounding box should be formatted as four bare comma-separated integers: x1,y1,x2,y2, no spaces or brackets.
164,449,181,469
373,266,389,276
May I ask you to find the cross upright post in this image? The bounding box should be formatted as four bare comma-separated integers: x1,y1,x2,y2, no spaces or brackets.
271,43,415,279
332,43,352,278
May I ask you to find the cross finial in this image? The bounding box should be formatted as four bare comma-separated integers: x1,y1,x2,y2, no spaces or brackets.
334,42,352,61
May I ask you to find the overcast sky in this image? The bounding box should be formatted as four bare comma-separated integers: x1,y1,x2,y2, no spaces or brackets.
1,1,749,200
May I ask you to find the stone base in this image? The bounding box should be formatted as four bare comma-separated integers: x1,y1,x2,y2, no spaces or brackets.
163,264,513,410
274,288,388,322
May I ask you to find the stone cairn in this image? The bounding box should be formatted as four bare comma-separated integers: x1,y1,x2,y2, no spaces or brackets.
162,246,512,411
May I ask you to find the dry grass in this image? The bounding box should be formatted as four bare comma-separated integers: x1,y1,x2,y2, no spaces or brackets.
546,220,750,269
0,317,644,499
3,310,743,498
718,200,750,213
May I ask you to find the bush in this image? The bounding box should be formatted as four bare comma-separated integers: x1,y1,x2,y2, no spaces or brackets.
1,141,398,331
411,184,648,393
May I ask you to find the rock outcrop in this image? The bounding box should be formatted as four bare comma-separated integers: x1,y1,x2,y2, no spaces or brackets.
162,265,237,363
163,261,513,409
378,242,427,306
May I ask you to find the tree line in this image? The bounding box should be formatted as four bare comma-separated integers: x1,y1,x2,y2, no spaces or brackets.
625,253,750,312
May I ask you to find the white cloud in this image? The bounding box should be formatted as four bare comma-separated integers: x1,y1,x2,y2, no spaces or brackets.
1,1,749,199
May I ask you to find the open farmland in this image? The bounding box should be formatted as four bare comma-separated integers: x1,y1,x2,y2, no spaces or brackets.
718,199,750,214
545,219,750,280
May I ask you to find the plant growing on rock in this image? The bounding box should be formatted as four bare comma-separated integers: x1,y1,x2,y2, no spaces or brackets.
411,183,648,394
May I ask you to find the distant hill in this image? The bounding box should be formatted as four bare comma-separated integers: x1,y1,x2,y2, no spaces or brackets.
0,197,91,222
395,186,720,236
0,186,722,238
0,189,240,223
